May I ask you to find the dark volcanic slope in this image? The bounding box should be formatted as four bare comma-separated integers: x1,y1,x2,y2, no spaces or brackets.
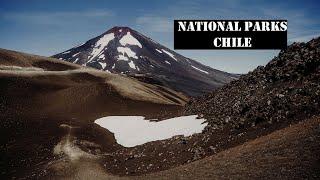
132,37,320,177
52,26,236,96
155,37,320,176
186,37,320,131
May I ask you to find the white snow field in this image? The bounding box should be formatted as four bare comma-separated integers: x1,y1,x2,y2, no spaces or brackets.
94,115,207,147
119,32,142,48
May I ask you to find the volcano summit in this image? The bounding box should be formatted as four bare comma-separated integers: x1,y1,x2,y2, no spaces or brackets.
52,26,236,96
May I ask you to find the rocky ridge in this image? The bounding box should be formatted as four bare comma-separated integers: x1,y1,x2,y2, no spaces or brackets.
185,37,320,130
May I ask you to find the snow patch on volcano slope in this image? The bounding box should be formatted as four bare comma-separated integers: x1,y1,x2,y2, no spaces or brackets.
191,65,209,74
99,62,107,69
89,33,115,62
95,115,207,147
72,52,80,57
156,49,162,53
118,55,129,61
99,54,105,60
73,58,79,63
162,49,178,61
128,61,136,69
117,47,138,60
119,32,142,48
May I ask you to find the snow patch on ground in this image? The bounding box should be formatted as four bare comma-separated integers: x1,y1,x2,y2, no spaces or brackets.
89,33,114,62
119,32,142,48
162,49,178,61
165,61,171,65
191,65,209,74
117,47,138,60
94,115,207,147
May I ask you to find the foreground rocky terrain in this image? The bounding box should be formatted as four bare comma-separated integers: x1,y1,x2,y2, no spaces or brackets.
1,37,319,179
38,116,320,180
86,37,319,177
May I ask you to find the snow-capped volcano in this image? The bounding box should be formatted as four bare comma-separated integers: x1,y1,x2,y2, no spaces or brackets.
52,26,236,96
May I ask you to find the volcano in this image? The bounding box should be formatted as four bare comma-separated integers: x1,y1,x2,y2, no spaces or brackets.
52,26,236,96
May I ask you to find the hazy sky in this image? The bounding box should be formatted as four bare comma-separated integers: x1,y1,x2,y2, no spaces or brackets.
1,0,319,73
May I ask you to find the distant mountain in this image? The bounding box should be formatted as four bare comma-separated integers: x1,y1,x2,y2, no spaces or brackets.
52,26,236,96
